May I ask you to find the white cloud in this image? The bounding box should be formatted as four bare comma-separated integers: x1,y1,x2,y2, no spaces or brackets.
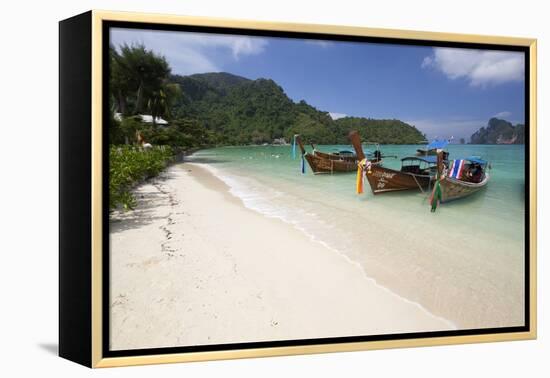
329,112,347,120
110,28,268,75
306,40,333,48
421,47,524,87
229,37,269,60
494,111,512,118
421,56,433,69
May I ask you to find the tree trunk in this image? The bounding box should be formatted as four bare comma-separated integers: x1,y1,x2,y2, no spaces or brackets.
135,82,144,114
117,91,127,115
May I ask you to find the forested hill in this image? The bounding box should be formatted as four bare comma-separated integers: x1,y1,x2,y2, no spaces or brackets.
170,72,425,145
470,118,525,144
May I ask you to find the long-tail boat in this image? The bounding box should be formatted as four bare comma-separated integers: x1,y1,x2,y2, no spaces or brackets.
438,156,490,203
295,135,382,174
349,130,440,194
309,143,357,162
309,142,393,162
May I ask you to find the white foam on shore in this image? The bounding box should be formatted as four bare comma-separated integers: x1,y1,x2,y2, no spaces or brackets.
188,162,457,330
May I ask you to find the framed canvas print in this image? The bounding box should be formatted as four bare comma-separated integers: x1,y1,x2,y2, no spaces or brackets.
59,10,537,368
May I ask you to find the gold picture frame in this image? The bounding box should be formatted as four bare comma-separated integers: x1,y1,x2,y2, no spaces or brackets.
59,10,537,368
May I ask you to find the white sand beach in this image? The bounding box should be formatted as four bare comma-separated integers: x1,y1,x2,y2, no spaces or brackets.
109,163,454,351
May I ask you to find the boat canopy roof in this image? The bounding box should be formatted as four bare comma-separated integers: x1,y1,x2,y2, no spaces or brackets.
401,156,438,164
461,156,487,165
336,149,355,154
426,140,449,150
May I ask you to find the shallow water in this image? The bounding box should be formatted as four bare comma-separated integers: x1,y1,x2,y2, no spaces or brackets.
188,144,526,329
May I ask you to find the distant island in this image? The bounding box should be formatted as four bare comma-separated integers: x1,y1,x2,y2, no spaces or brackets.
470,118,525,144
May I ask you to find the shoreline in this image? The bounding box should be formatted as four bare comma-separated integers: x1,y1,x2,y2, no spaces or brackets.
196,162,457,327
109,162,454,351
191,146,525,330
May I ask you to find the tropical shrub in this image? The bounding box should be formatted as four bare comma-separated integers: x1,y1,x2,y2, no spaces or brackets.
109,145,174,210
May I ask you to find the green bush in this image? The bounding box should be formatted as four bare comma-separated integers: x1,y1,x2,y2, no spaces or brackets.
109,145,174,210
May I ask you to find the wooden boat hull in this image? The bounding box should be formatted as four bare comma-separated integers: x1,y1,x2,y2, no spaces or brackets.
416,149,437,156
305,153,357,173
366,164,432,194
439,174,490,202
304,153,381,174
312,150,356,162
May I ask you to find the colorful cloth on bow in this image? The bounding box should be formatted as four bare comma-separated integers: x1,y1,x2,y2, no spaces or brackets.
356,158,371,194
429,179,442,212
449,159,466,179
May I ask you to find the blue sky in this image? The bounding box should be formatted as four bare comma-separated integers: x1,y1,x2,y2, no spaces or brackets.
111,28,525,141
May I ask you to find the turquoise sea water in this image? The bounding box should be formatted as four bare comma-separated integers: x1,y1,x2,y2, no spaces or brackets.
188,144,526,329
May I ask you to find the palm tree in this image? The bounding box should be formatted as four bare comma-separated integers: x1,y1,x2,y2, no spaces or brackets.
147,83,181,127
110,43,171,116
148,89,167,128
110,46,132,115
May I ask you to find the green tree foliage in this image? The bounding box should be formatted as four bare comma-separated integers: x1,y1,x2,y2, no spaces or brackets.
147,83,182,127
170,72,425,145
330,117,425,144
110,44,171,116
108,116,144,145
110,44,189,145
140,119,210,147
108,107,125,145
